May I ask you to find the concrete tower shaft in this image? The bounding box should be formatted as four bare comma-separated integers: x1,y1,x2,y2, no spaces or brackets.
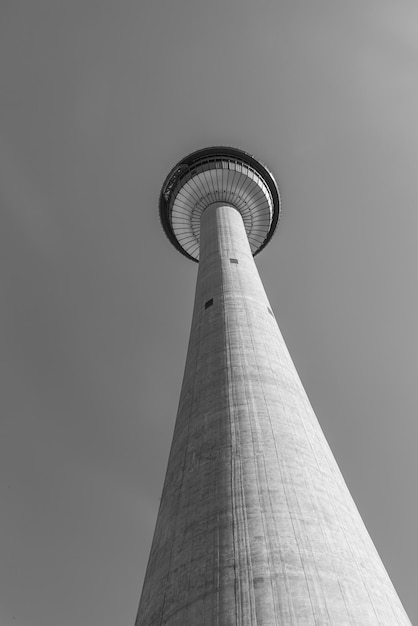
136,203,411,625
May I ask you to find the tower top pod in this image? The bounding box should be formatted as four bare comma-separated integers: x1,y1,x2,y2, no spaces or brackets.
159,146,281,262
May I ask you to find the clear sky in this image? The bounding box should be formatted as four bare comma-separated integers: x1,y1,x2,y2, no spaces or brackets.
1,1,417,624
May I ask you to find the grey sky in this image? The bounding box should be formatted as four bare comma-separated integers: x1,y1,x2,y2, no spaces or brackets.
1,1,417,624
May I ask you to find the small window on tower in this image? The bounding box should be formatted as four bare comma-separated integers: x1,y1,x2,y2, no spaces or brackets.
268,307,274,317
230,258,238,264
205,298,214,309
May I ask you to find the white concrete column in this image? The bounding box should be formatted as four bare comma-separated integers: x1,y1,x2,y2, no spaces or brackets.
136,204,411,625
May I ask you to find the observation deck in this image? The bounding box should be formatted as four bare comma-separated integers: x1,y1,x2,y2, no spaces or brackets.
159,146,280,262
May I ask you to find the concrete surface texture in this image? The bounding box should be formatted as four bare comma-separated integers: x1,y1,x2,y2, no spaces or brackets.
136,204,411,625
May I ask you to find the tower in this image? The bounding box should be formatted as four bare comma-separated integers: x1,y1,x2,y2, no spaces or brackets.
135,147,411,625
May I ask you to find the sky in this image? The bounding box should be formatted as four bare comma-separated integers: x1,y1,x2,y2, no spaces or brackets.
1,1,417,624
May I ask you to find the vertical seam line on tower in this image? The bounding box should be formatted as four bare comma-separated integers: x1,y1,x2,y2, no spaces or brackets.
249,278,315,624
222,244,259,625
237,266,287,625
223,291,243,624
